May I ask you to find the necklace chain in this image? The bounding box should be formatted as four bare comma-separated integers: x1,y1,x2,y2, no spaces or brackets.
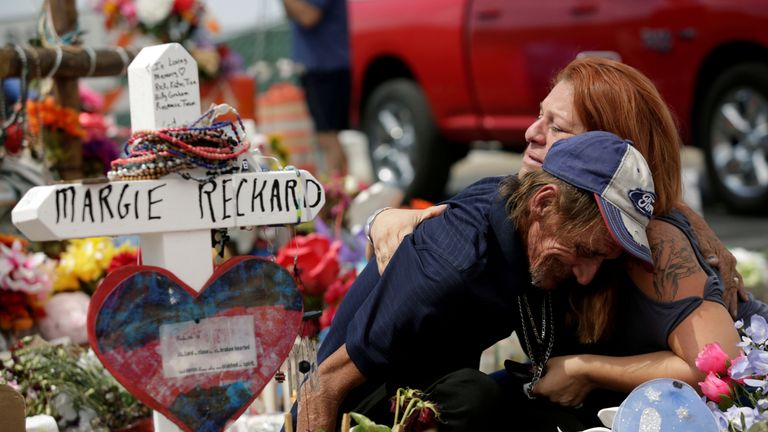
517,291,554,398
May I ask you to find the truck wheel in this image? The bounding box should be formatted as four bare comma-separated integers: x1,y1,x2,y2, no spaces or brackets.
699,63,768,214
362,79,452,201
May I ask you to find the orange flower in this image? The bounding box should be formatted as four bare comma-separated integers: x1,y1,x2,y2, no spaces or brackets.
205,17,220,34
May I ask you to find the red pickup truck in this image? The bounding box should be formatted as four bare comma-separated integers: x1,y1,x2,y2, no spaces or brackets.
349,0,768,213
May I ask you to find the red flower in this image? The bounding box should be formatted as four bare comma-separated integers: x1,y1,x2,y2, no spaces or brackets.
3,123,23,155
319,304,337,329
173,0,195,13
415,406,439,431
323,269,356,305
301,316,321,338
108,249,139,272
276,234,340,297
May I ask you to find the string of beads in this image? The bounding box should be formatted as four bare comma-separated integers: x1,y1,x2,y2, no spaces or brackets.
107,104,251,181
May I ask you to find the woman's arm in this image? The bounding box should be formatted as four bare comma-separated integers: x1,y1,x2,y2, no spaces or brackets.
677,203,748,316
534,350,699,406
366,205,446,274
535,300,741,407
534,219,741,405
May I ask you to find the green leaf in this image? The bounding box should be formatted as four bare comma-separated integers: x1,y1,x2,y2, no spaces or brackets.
349,412,392,432
719,394,735,411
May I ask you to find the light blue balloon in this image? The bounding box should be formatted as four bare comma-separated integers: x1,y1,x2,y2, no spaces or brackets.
613,378,719,432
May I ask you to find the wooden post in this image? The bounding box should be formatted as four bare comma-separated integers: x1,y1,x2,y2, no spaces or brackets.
0,47,137,79
49,0,83,181
0,384,25,432
12,43,325,431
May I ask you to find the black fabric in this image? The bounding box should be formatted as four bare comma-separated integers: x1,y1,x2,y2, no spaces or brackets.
300,68,351,131
489,368,625,431
344,368,503,432
286,369,503,432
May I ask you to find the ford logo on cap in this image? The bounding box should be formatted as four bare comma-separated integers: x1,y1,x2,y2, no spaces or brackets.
629,189,655,218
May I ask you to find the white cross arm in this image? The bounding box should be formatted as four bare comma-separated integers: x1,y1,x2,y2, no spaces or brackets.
12,170,325,241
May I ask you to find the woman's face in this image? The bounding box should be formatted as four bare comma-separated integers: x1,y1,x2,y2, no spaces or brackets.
520,80,587,176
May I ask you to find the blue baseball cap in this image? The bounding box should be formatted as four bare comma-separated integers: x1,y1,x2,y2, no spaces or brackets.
542,131,656,268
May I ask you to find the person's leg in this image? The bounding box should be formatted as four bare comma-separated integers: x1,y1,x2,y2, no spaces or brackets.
348,369,504,431
317,131,347,176
300,69,350,177
490,368,588,432
423,368,503,431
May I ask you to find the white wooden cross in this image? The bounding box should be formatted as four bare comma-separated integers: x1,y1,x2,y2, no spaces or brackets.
11,43,325,432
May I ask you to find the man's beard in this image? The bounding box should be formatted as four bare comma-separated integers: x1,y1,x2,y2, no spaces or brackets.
530,255,572,289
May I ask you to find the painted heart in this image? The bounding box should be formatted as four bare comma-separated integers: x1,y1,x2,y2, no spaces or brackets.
87,256,303,432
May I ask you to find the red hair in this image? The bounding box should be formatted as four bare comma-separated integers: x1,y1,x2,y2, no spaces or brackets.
556,57,683,215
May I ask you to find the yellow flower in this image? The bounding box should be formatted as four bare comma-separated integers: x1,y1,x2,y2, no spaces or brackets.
53,237,120,292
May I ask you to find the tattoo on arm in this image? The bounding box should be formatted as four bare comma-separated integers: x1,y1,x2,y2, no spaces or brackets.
651,237,698,300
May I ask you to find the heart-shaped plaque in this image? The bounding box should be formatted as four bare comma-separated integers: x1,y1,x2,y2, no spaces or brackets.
87,256,303,432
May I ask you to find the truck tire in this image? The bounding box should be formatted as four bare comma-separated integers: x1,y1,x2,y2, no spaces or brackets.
362,79,452,202
698,63,768,214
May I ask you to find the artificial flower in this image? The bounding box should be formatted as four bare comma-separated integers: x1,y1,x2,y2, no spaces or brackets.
749,348,768,376
319,304,337,330
136,0,173,26
107,248,139,272
173,0,195,13
729,354,753,381
701,315,768,431
697,342,732,374
700,371,732,404
0,240,54,297
276,234,341,297
731,247,768,291
53,238,134,294
746,315,768,346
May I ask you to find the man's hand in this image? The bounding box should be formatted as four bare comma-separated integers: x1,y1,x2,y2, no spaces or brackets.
366,205,447,274
532,355,594,408
295,344,366,432
296,383,340,432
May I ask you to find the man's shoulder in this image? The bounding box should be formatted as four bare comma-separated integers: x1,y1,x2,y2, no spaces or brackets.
412,176,510,272
448,176,506,202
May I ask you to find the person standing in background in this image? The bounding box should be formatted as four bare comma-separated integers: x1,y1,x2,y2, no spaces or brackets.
282,0,350,177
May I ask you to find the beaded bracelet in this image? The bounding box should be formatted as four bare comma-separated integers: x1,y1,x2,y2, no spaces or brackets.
108,104,251,181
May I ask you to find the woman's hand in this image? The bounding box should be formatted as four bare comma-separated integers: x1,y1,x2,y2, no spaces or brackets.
366,205,447,274
705,250,748,315
678,204,748,317
532,355,594,407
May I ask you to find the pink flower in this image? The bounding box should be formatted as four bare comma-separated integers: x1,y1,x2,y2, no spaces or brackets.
696,342,731,374
699,371,732,403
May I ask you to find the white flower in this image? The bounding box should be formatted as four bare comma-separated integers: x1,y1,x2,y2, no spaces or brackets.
136,0,174,27
731,248,768,290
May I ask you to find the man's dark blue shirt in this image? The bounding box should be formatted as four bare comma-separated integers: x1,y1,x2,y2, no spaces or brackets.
318,176,534,388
